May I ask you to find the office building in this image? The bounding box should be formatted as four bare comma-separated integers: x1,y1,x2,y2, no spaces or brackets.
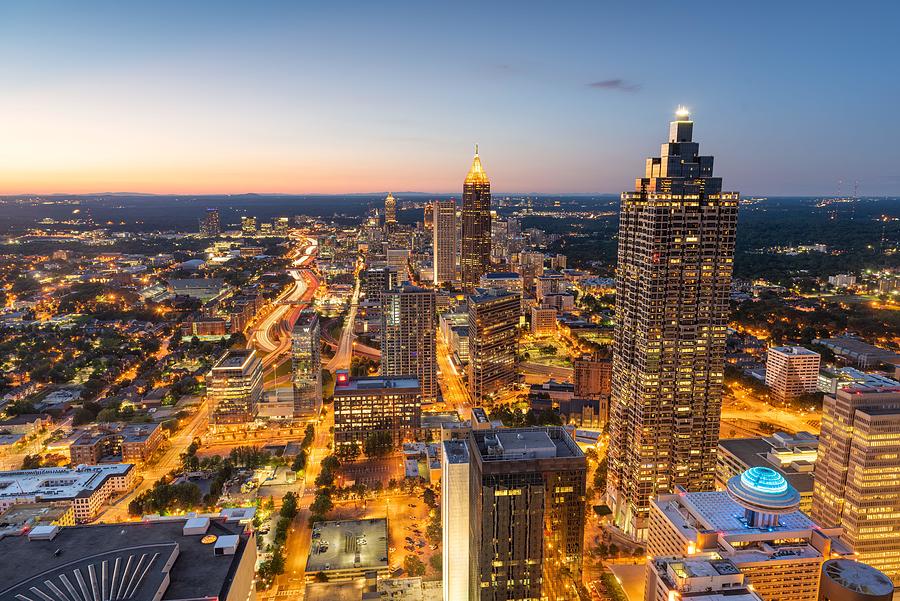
817,367,900,395
332,374,422,453
387,248,411,277
608,109,739,539
291,309,322,417
648,467,850,601
274,216,290,235
385,192,397,226
766,346,821,401
433,199,458,285
818,560,894,601
573,354,612,400
717,431,818,513
240,215,257,235
479,272,524,294
813,337,900,370
646,557,764,601
467,289,520,401
0,464,136,523
530,305,557,336
460,147,492,289
365,266,398,306
381,285,437,402
812,386,900,586
442,439,470,601
467,427,586,600
199,207,221,237
0,516,257,601
207,349,263,429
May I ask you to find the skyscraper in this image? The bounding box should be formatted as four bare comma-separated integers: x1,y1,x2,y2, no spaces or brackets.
381,284,437,402
433,198,458,285
607,109,739,539
765,346,821,401
207,349,263,430
442,439,470,601
291,309,322,418
240,215,257,235
811,386,900,587
460,147,492,290
467,427,586,600
467,289,520,401
384,192,397,226
199,207,221,237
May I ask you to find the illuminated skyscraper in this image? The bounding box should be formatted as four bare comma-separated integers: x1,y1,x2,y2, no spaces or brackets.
199,207,221,237
384,192,397,226
467,289,519,401
381,284,437,402
291,309,322,418
812,386,900,587
460,147,491,289
607,109,739,539
207,349,262,430
240,215,257,235
433,199,458,285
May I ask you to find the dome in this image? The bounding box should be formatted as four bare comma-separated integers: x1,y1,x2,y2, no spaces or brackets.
726,466,800,516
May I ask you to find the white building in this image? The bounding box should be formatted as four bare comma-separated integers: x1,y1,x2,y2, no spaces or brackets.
441,439,470,601
765,346,821,401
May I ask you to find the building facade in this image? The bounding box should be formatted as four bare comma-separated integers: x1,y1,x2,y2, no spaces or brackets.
812,386,900,587
573,354,612,400
467,289,520,401
467,427,586,600
460,148,492,290
765,346,821,401
207,349,263,429
385,192,397,226
442,439,470,601
381,285,437,402
433,199,457,286
332,375,422,453
291,309,322,418
608,109,739,538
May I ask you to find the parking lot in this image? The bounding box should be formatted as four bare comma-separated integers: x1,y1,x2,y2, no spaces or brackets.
305,518,389,575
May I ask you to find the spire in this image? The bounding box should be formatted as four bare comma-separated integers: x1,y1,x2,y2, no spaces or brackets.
465,145,489,184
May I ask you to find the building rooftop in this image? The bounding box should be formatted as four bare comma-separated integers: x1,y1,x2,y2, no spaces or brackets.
769,346,819,356
212,349,257,370
472,427,583,462
0,464,134,503
334,375,420,392
718,433,817,494
305,518,388,574
0,518,251,601
481,272,521,280
73,422,161,446
821,559,894,596
443,439,470,465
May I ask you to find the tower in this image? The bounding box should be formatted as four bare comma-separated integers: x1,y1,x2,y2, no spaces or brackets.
467,289,519,401
381,284,437,402
384,192,397,226
291,309,322,418
607,108,739,539
433,199,458,285
460,146,492,289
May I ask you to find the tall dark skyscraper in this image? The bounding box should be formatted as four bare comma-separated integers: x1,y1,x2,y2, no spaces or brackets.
460,146,492,290
607,109,739,539
291,309,322,417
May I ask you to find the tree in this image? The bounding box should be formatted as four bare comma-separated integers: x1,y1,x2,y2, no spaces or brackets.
422,488,437,509
280,491,298,519
310,492,333,516
404,555,426,577
593,457,608,491
343,441,361,461
21,454,42,469
429,553,442,573
363,431,394,457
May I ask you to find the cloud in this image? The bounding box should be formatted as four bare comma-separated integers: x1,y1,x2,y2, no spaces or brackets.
586,78,641,92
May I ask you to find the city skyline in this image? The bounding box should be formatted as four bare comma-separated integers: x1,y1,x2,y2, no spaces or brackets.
2,2,899,196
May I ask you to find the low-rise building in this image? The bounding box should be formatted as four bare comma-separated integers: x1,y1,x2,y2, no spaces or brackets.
69,422,164,465
646,557,764,601
0,464,136,522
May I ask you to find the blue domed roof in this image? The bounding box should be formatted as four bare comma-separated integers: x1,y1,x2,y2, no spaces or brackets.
726,467,800,514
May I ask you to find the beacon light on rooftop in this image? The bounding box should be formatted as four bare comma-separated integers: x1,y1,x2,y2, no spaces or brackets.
726,466,801,528
675,105,691,119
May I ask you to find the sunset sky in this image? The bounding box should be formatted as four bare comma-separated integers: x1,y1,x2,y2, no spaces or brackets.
2,1,899,195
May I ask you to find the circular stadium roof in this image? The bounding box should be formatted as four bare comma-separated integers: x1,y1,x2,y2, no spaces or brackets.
726,466,800,515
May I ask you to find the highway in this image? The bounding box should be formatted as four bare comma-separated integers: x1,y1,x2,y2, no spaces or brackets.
436,331,474,419
324,259,362,372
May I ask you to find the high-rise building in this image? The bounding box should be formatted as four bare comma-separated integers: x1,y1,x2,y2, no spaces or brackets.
573,354,612,400
442,439,470,601
529,305,557,336
607,109,739,539
765,346,821,401
812,386,900,586
424,201,434,230
433,199,458,285
207,349,263,429
385,192,397,226
467,427,586,600
648,467,850,601
274,216,290,235
291,309,322,418
460,147,492,289
199,207,221,237
332,374,422,453
241,215,257,235
467,289,520,401
381,285,437,402
364,267,398,305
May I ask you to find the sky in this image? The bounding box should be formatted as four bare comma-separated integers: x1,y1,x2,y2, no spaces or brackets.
1,1,899,196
